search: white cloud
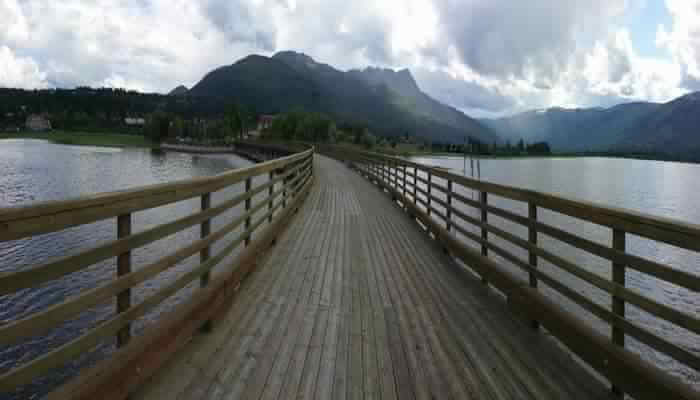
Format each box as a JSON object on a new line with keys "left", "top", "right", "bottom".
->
{"left": 0, "top": 45, "right": 47, "bottom": 89}
{"left": 0, "top": 0, "right": 695, "bottom": 117}
{"left": 657, "top": 0, "right": 700, "bottom": 90}
{"left": 582, "top": 29, "right": 684, "bottom": 103}
{"left": 432, "top": 0, "right": 626, "bottom": 82}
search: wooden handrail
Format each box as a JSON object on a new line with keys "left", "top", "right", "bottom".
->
{"left": 0, "top": 145, "right": 314, "bottom": 395}
{"left": 0, "top": 150, "right": 310, "bottom": 241}
{"left": 348, "top": 149, "right": 700, "bottom": 250}
{"left": 319, "top": 145, "right": 700, "bottom": 400}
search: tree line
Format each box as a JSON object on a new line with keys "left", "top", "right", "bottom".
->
{"left": 414, "top": 137, "right": 551, "bottom": 155}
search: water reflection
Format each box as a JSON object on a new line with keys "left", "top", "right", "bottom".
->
{"left": 412, "top": 155, "right": 700, "bottom": 386}
{"left": 0, "top": 139, "right": 252, "bottom": 399}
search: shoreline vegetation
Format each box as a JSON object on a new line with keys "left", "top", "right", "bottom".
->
{"left": 2, "top": 130, "right": 698, "bottom": 166}
{"left": 0, "top": 131, "right": 157, "bottom": 148}
{"left": 405, "top": 151, "right": 700, "bottom": 164}
{"left": 322, "top": 142, "right": 700, "bottom": 165}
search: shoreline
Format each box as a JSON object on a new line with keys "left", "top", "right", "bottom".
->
{"left": 160, "top": 143, "right": 266, "bottom": 164}
{"left": 159, "top": 143, "right": 237, "bottom": 154}
{"left": 407, "top": 152, "right": 700, "bottom": 165}
{"left": 0, "top": 131, "right": 156, "bottom": 148}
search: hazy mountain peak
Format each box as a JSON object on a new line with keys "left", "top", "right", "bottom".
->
{"left": 349, "top": 66, "right": 420, "bottom": 97}
{"left": 272, "top": 50, "right": 322, "bottom": 70}
{"left": 273, "top": 50, "right": 314, "bottom": 62}
{"left": 237, "top": 54, "right": 272, "bottom": 65}
{"left": 168, "top": 85, "right": 188, "bottom": 96}
{"left": 674, "top": 91, "right": 700, "bottom": 104}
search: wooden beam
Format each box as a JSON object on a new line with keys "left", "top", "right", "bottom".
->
{"left": 528, "top": 202, "right": 539, "bottom": 329}
{"left": 116, "top": 213, "right": 131, "bottom": 348}
{"left": 245, "top": 177, "right": 252, "bottom": 247}
{"left": 200, "top": 192, "right": 212, "bottom": 332}
{"left": 45, "top": 169, "right": 314, "bottom": 400}
{"left": 612, "top": 228, "right": 626, "bottom": 397}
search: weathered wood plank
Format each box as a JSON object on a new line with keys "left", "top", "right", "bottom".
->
{"left": 0, "top": 184, "right": 291, "bottom": 347}
{"left": 46, "top": 166, "right": 315, "bottom": 400}
{"left": 125, "top": 153, "right": 699, "bottom": 400}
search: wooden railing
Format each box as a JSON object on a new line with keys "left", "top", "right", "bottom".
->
{"left": 0, "top": 145, "right": 314, "bottom": 399}
{"left": 321, "top": 146, "right": 700, "bottom": 400}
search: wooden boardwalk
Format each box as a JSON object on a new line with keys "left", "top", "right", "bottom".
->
{"left": 134, "top": 155, "right": 612, "bottom": 400}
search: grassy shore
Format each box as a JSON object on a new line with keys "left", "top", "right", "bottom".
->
{"left": 0, "top": 131, "right": 156, "bottom": 148}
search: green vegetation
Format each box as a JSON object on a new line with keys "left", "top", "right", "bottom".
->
{"left": 263, "top": 111, "right": 336, "bottom": 142}
{"left": 0, "top": 131, "right": 156, "bottom": 147}
{"left": 224, "top": 103, "right": 253, "bottom": 141}
{"left": 260, "top": 111, "right": 383, "bottom": 149}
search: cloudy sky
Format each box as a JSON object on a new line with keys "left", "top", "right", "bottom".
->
{"left": 1, "top": 0, "right": 699, "bottom": 117}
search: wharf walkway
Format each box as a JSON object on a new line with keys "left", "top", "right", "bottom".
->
{"left": 134, "top": 155, "right": 611, "bottom": 400}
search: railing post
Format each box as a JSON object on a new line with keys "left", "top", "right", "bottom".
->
{"left": 391, "top": 159, "right": 397, "bottom": 201}
{"left": 446, "top": 180, "right": 453, "bottom": 232}
{"left": 402, "top": 164, "right": 407, "bottom": 203}
{"left": 528, "top": 202, "right": 539, "bottom": 329}
{"left": 245, "top": 177, "right": 252, "bottom": 247}
{"left": 413, "top": 167, "right": 418, "bottom": 207}
{"left": 116, "top": 213, "right": 132, "bottom": 347}
{"left": 612, "top": 228, "right": 626, "bottom": 397}
{"left": 384, "top": 160, "right": 388, "bottom": 189}
{"left": 427, "top": 171, "right": 432, "bottom": 216}
{"left": 200, "top": 193, "right": 212, "bottom": 332}
{"left": 268, "top": 171, "right": 274, "bottom": 223}
{"left": 373, "top": 161, "right": 378, "bottom": 183}
{"left": 282, "top": 166, "right": 288, "bottom": 209}
{"left": 480, "top": 191, "right": 488, "bottom": 284}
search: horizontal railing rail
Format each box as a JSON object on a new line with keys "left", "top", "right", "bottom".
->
{"left": 320, "top": 145, "right": 700, "bottom": 400}
{"left": 0, "top": 145, "right": 314, "bottom": 398}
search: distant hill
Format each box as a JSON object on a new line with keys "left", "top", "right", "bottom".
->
{"left": 347, "top": 66, "right": 490, "bottom": 140}
{"left": 480, "top": 102, "right": 662, "bottom": 152}
{"left": 188, "top": 51, "right": 498, "bottom": 144}
{"left": 614, "top": 92, "right": 700, "bottom": 155}
{"left": 189, "top": 55, "right": 320, "bottom": 112}
{"left": 168, "top": 85, "right": 188, "bottom": 96}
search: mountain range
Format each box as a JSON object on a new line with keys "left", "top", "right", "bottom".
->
{"left": 175, "top": 50, "right": 700, "bottom": 158}
{"left": 181, "top": 51, "right": 497, "bottom": 144}
{"left": 168, "top": 85, "right": 188, "bottom": 96}
{"left": 480, "top": 92, "right": 700, "bottom": 156}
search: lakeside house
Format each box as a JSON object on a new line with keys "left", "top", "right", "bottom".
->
{"left": 25, "top": 114, "right": 52, "bottom": 131}
{"left": 257, "top": 114, "right": 277, "bottom": 131}
{"left": 125, "top": 117, "right": 145, "bottom": 126}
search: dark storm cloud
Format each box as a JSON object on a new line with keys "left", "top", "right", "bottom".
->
{"left": 433, "top": 0, "right": 622, "bottom": 81}
{"left": 200, "top": 0, "right": 277, "bottom": 50}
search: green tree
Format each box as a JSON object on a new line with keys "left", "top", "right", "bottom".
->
{"left": 225, "top": 103, "right": 250, "bottom": 140}
{"left": 145, "top": 112, "right": 172, "bottom": 142}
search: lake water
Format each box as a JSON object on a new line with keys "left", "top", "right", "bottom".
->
{"left": 411, "top": 155, "right": 700, "bottom": 387}
{"left": 0, "top": 139, "right": 254, "bottom": 399}
{"left": 3, "top": 145, "right": 699, "bottom": 396}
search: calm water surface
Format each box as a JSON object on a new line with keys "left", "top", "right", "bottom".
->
{"left": 3, "top": 144, "right": 699, "bottom": 396}
{"left": 0, "top": 139, "right": 254, "bottom": 399}
{"left": 412, "top": 155, "right": 700, "bottom": 386}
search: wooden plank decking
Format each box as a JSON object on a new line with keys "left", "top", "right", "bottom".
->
{"left": 134, "top": 155, "right": 612, "bottom": 400}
